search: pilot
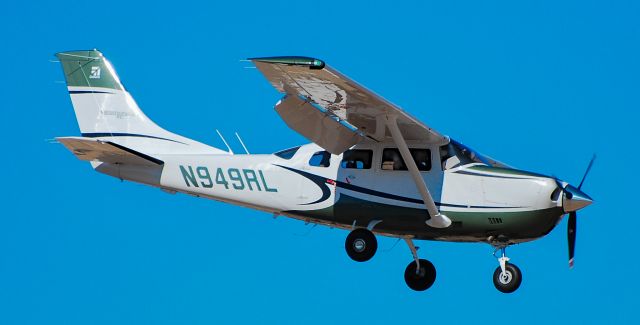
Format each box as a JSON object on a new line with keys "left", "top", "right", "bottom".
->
{"left": 440, "top": 144, "right": 460, "bottom": 170}
{"left": 392, "top": 152, "right": 404, "bottom": 170}
{"left": 319, "top": 153, "right": 331, "bottom": 167}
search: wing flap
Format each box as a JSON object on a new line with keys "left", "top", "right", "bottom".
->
{"left": 57, "top": 137, "right": 164, "bottom": 166}
{"left": 276, "top": 95, "right": 363, "bottom": 154}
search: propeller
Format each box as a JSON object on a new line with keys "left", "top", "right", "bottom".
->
{"left": 567, "top": 211, "right": 576, "bottom": 268}
{"left": 578, "top": 154, "right": 596, "bottom": 190}
{"left": 565, "top": 154, "right": 596, "bottom": 269}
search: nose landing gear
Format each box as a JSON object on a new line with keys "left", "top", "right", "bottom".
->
{"left": 492, "top": 246, "right": 522, "bottom": 293}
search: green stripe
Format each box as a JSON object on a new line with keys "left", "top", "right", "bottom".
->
{"left": 250, "top": 56, "right": 325, "bottom": 69}
{"left": 56, "top": 50, "right": 123, "bottom": 90}
{"left": 287, "top": 194, "right": 563, "bottom": 240}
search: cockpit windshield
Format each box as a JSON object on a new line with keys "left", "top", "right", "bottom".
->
{"left": 440, "top": 139, "right": 509, "bottom": 170}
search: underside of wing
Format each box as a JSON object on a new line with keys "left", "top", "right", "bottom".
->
{"left": 250, "top": 56, "right": 447, "bottom": 154}
{"left": 57, "top": 137, "right": 164, "bottom": 166}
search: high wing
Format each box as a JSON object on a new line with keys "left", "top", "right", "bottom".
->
{"left": 250, "top": 56, "right": 447, "bottom": 154}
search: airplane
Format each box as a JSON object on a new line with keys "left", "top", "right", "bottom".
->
{"left": 55, "top": 50, "right": 594, "bottom": 293}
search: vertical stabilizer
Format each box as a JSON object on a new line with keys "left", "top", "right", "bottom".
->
{"left": 56, "top": 50, "right": 225, "bottom": 155}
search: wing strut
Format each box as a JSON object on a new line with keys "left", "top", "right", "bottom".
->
{"left": 385, "top": 115, "right": 451, "bottom": 228}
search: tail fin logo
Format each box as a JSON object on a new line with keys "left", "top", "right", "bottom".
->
{"left": 89, "top": 66, "right": 101, "bottom": 79}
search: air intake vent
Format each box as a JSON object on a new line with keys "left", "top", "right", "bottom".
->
{"left": 488, "top": 218, "right": 503, "bottom": 225}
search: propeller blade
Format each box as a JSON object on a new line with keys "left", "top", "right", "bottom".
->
{"left": 578, "top": 154, "right": 596, "bottom": 190}
{"left": 568, "top": 211, "right": 577, "bottom": 268}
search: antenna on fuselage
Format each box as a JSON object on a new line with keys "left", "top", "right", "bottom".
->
{"left": 235, "top": 132, "right": 250, "bottom": 154}
{"left": 216, "top": 129, "right": 234, "bottom": 154}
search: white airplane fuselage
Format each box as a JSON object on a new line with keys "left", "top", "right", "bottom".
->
{"left": 98, "top": 140, "right": 565, "bottom": 244}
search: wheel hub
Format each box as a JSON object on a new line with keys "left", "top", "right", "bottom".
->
{"left": 353, "top": 239, "right": 366, "bottom": 252}
{"left": 499, "top": 271, "right": 512, "bottom": 285}
{"left": 404, "top": 259, "right": 436, "bottom": 291}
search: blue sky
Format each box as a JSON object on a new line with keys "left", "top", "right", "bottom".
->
{"left": 1, "top": 0, "right": 638, "bottom": 323}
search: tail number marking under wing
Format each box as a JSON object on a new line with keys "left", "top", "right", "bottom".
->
{"left": 179, "top": 165, "right": 277, "bottom": 192}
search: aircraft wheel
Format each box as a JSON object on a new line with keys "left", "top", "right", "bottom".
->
{"left": 492, "top": 263, "right": 522, "bottom": 293}
{"left": 345, "top": 229, "right": 377, "bottom": 262}
{"left": 404, "top": 259, "right": 436, "bottom": 291}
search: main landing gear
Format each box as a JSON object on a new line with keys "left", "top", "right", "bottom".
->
{"left": 403, "top": 238, "right": 436, "bottom": 291}
{"left": 344, "top": 229, "right": 436, "bottom": 291}
{"left": 492, "top": 246, "right": 522, "bottom": 293}
{"left": 345, "top": 228, "right": 378, "bottom": 262}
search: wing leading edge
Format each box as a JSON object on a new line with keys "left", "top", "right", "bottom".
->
{"left": 250, "top": 56, "right": 447, "bottom": 154}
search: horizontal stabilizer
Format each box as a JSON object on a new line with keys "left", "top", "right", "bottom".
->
{"left": 57, "top": 137, "right": 164, "bottom": 166}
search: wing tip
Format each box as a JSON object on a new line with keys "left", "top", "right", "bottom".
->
{"left": 248, "top": 56, "right": 325, "bottom": 69}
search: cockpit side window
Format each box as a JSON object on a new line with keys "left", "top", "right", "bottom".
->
{"left": 341, "top": 150, "right": 373, "bottom": 169}
{"left": 412, "top": 149, "right": 432, "bottom": 171}
{"left": 274, "top": 146, "right": 300, "bottom": 160}
{"left": 309, "top": 151, "right": 331, "bottom": 167}
{"left": 381, "top": 148, "right": 431, "bottom": 171}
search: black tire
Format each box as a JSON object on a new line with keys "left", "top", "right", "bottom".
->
{"left": 345, "top": 229, "right": 377, "bottom": 262}
{"left": 492, "top": 263, "right": 522, "bottom": 293}
{"left": 404, "top": 259, "right": 436, "bottom": 291}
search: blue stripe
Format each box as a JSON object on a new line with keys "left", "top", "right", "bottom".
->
{"left": 274, "top": 165, "right": 332, "bottom": 205}
{"left": 104, "top": 141, "right": 164, "bottom": 165}
{"left": 275, "top": 165, "right": 516, "bottom": 209}
{"left": 334, "top": 179, "right": 512, "bottom": 209}
{"left": 454, "top": 170, "right": 527, "bottom": 180}
{"left": 81, "top": 133, "right": 186, "bottom": 145}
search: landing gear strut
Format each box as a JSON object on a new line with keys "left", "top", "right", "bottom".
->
{"left": 345, "top": 228, "right": 377, "bottom": 262}
{"left": 403, "top": 238, "right": 436, "bottom": 291}
{"left": 492, "top": 246, "right": 522, "bottom": 293}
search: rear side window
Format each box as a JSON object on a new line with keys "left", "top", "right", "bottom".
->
{"left": 309, "top": 151, "right": 331, "bottom": 167}
{"left": 381, "top": 148, "right": 431, "bottom": 171}
{"left": 274, "top": 146, "right": 300, "bottom": 160}
{"left": 341, "top": 150, "right": 373, "bottom": 169}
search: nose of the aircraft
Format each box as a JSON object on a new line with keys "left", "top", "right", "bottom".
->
{"left": 562, "top": 184, "right": 593, "bottom": 212}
